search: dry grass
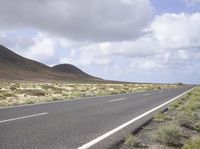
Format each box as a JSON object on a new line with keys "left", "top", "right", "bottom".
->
{"left": 153, "top": 123, "right": 182, "bottom": 146}
{"left": 124, "top": 135, "right": 140, "bottom": 147}
{"left": 0, "top": 82, "right": 179, "bottom": 106}
{"left": 120, "top": 87, "right": 200, "bottom": 149}
{"left": 182, "top": 136, "right": 200, "bottom": 149}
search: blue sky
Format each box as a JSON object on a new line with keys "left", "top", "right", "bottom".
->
{"left": 151, "top": 0, "right": 200, "bottom": 14}
{"left": 0, "top": 0, "right": 200, "bottom": 84}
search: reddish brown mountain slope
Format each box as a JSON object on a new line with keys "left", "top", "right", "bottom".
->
{"left": 0, "top": 45, "right": 101, "bottom": 81}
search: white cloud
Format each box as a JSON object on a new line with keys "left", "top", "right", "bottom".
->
{"left": 0, "top": 29, "right": 36, "bottom": 51}
{"left": 150, "top": 13, "right": 200, "bottom": 49}
{"left": 0, "top": 0, "right": 153, "bottom": 42}
{"left": 1, "top": 1, "right": 200, "bottom": 83}
{"left": 24, "top": 34, "right": 56, "bottom": 61}
{"left": 59, "top": 12, "right": 200, "bottom": 77}
{"left": 7, "top": 1, "right": 198, "bottom": 71}
{"left": 129, "top": 58, "right": 163, "bottom": 70}
{"left": 60, "top": 46, "right": 111, "bottom": 66}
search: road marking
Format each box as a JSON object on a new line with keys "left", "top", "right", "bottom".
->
{"left": 78, "top": 87, "right": 195, "bottom": 149}
{"left": 0, "top": 112, "right": 48, "bottom": 124}
{"left": 109, "top": 98, "right": 126, "bottom": 102}
{"left": 143, "top": 93, "right": 151, "bottom": 96}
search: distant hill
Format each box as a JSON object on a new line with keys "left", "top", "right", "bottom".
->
{"left": 0, "top": 45, "right": 102, "bottom": 82}
{"left": 52, "top": 64, "right": 94, "bottom": 78}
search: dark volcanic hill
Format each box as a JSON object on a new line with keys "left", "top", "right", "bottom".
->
{"left": 52, "top": 64, "right": 94, "bottom": 78}
{"left": 0, "top": 45, "right": 101, "bottom": 81}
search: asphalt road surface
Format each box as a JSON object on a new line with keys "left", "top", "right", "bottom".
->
{"left": 0, "top": 85, "right": 195, "bottom": 149}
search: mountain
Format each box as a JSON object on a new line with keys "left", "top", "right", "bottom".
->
{"left": 52, "top": 64, "right": 94, "bottom": 78}
{"left": 0, "top": 45, "right": 101, "bottom": 82}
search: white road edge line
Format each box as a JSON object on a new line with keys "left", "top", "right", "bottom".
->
{"left": 109, "top": 98, "right": 126, "bottom": 102}
{"left": 0, "top": 112, "right": 48, "bottom": 124}
{"left": 78, "top": 87, "right": 196, "bottom": 149}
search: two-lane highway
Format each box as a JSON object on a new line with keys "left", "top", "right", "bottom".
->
{"left": 0, "top": 86, "right": 195, "bottom": 149}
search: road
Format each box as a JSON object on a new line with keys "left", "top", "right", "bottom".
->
{"left": 0, "top": 86, "right": 194, "bottom": 149}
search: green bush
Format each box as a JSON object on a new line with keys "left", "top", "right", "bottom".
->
{"left": 10, "top": 86, "right": 17, "bottom": 91}
{"left": 153, "top": 123, "right": 182, "bottom": 146}
{"left": 185, "top": 101, "right": 200, "bottom": 112}
{"left": 124, "top": 135, "right": 140, "bottom": 147}
{"left": 53, "top": 88, "right": 63, "bottom": 94}
{"left": 26, "top": 100, "right": 35, "bottom": 104}
{"left": 170, "top": 100, "right": 183, "bottom": 109}
{"left": 154, "top": 112, "right": 172, "bottom": 122}
{"left": 0, "top": 93, "right": 5, "bottom": 100}
{"left": 53, "top": 97, "right": 60, "bottom": 101}
{"left": 177, "top": 112, "right": 196, "bottom": 130}
{"left": 194, "top": 122, "right": 200, "bottom": 132}
{"left": 3, "top": 92, "right": 14, "bottom": 97}
{"left": 41, "top": 85, "right": 51, "bottom": 90}
{"left": 182, "top": 137, "right": 200, "bottom": 149}
{"left": 19, "top": 89, "right": 46, "bottom": 96}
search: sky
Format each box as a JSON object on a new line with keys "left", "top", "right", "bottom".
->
{"left": 0, "top": 0, "right": 200, "bottom": 84}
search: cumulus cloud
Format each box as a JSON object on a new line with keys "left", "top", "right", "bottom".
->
{"left": 59, "top": 45, "right": 112, "bottom": 66}
{"left": 0, "top": 29, "right": 36, "bottom": 52}
{"left": 0, "top": 29, "right": 61, "bottom": 65}
{"left": 0, "top": 0, "right": 153, "bottom": 42}
{"left": 0, "top": 0, "right": 200, "bottom": 83}
{"left": 60, "top": 12, "right": 200, "bottom": 76}
{"left": 150, "top": 13, "right": 200, "bottom": 49}
{"left": 24, "top": 33, "right": 56, "bottom": 62}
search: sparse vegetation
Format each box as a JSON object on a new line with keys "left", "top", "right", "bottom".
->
{"left": 153, "top": 123, "right": 182, "bottom": 146}
{"left": 18, "top": 89, "right": 46, "bottom": 96}
{"left": 182, "top": 136, "right": 200, "bottom": 149}
{"left": 124, "top": 135, "right": 140, "bottom": 147}
{"left": 194, "top": 122, "right": 200, "bottom": 132}
{"left": 120, "top": 87, "right": 200, "bottom": 149}
{"left": 153, "top": 111, "right": 172, "bottom": 122}
{"left": 0, "top": 82, "right": 179, "bottom": 107}
{"left": 170, "top": 99, "right": 183, "bottom": 109}
{"left": 177, "top": 112, "right": 197, "bottom": 130}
